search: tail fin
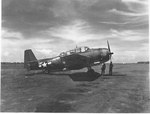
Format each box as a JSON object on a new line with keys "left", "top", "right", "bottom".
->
{"left": 24, "top": 49, "right": 37, "bottom": 68}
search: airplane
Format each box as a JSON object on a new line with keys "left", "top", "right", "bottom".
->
{"left": 24, "top": 41, "right": 113, "bottom": 73}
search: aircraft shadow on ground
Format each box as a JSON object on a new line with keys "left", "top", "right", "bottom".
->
{"left": 68, "top": 71, "right": 101, "bottom": 81}
{"left": 25, "top": 71, "right": 126, "bottom": 81}
{"left": 49, "top": 71, "right": 101, "bottom": 81}
{"left": 25, "top": 70, "right": 101, "bottom": 81}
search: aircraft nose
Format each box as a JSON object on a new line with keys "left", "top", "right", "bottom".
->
{"left": 99, "top": 48, "right": 113, "bottom": 61}
{"left": 101, "top": 49, "right": 109, "bottom": 56}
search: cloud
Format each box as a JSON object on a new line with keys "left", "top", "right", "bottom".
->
{"left": 49, "top": 0, "right": 77, "bottom": 18}
{"left": 1, "top": 32, "right": 76, "bottom": 61}
{"left": 46, "top": 20, "right": 110, "bottom": 43}
{"left": 107, "top": 0, "right": 148, "bottom": 28}
{"left": 3, "top": 51, "right": 10, "bottom": 57}
{"left": 113, "top": 50, "right": 139, "bottom": 63}
{"left": 36, "top": 49, "right": 52, "bottom": 56}
{"left": 109, "top": 8, "right": 147, "bottom": 17}
{"left": 99, "top": 21, "right": 129, "bottom": 25}
{"left": 110, "top": 29, "right": 148, "bottom": 41}
{"left": 2, "top": 29, "right": 23, "bottom": 40}
{"left": 122, "top": 0, "right": 147, "bottom": 4}
{"left": 121, "top": 0, "right": 148, "bottom": 13}
{"left": 2, "top": 0, "right": 61, "bottom": 37}
{"left": 98, "top": 0, "right": 148, "bottom": 31}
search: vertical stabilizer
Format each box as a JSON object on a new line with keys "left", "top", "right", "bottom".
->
{"left": 24, "top": 49, "right": 37, "bottom": 68}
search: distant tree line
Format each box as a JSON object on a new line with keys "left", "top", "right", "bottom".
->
{"left": 137, "top": 61, "right": 149, "bottom": 64}
{"left": 1, "top": 62, "right": 24, "bottom": 64}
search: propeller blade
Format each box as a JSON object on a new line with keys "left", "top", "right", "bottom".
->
{"left": 110, "top": 54, "right": 112, "bottom": 61}
{"left": 107, "top": 40, "right": 111, "bottom": 52}
{"left": 109, "top": 54, "right": 112, "bottom": 61}
{"left": 107, "top": 40, "right": 113, "bottom": 60}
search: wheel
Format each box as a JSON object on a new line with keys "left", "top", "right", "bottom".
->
{"left": 42, "top": 69, "right": 50, "bottom": 74}
{"left": 87, "top": 69, "right": 94, "bottom": 73}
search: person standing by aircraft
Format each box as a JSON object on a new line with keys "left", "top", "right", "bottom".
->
{"left": 109, "top": 61, "right": 113, "bottom": 75}
{"left": 101, "top": 63, "right": 106, "bottom": 75}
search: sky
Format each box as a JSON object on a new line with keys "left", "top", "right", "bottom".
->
{"left": 1, "top": 0, "right": 149, "bottom": 63}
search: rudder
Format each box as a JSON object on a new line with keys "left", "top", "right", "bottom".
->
{"left": 24, "top": 49, "right": 37, "bottom": 68}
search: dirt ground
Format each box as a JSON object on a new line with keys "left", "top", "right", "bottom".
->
{"left": 1, "top": 63, "right": 150, "bottom": 112}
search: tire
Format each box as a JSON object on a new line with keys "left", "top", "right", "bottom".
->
{"left": 87, "top": 69, "right": 94, "bottom": 73}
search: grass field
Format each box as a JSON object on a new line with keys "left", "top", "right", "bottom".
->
{"left": 1, "top": 63, "right": 150, "bottom": 112}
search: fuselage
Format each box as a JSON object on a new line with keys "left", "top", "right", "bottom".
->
{"left": 27, "top": 47, "right": 111, "bottom": 71}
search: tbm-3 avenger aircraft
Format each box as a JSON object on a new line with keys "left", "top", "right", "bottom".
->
{"left": 24, "top": 41, "right": 113, "bottom": 73}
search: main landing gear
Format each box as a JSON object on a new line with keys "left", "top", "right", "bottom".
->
{"left": 87, "top": 66, "right": 95, "bottom": 73}
{"left": 42, "top": 67, "right": 51, "bottom": 74}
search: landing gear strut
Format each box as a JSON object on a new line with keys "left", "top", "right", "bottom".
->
{"left": 87, "top": 66, "right": 94, "bottom": 73}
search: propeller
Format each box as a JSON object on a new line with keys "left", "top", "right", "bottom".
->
{"left": 107, "top": 40, "right": 111, "bottom": 52}
{"left": 107, "top": 40, "right": 113, "bottom": 61}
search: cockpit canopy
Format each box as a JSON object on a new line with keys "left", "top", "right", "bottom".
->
{"left": 60, "top": 46, "right": 89, "bottom": 57}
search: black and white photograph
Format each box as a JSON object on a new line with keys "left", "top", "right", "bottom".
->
{"left": 1, "top": 0, "right": 149, "bottom": 112}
